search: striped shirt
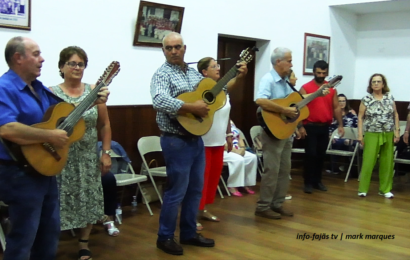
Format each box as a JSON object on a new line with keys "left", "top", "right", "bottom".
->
{"left": 150, "top": 61, "right": 203, "bottom": 134}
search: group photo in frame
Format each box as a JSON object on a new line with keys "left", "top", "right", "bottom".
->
{"left": 303, "top": 33, "right": 330, "bottom": 75}
{"left": 0, "top": 0, "right": 31, "bottom": 31}
{"left": 133, "top": 1, "right": 184, "bottom": 47}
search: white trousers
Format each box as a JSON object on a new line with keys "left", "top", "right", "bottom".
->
{"left": 223, "top": 151, "right": 257, "bottom": 187}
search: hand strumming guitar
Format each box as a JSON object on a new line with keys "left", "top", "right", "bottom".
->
{"left": 191, "top": 100, "right": 210, "bottom": 117}
{"left": 282, "top": 107, "right": 298, "bottom": 118}
{"left": 47, "top": 129, "right": 69, "bottom": 149}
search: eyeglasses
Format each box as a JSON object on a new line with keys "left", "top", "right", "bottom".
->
{"left": 209, "top": 64, "right": 220, "bottom": 70}
{"left": 164, "top": 45, "right": 182, "bottom": 51}
{"left": 371, "top": 80, "right": 382, "bottom": 85}
{"left": 338, "top": 100, "right": 346, "bottom": 103}
{"left": 66, "top": 61, "right": 85, "bottom": 69}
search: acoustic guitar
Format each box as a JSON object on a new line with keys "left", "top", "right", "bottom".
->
{"left": 176, "top": 48, "right": 255, "bottom": 136}
{"left": 257, "top": 75, "right": 343, "bottom": 139}
{"left": 12, "top": 61, "right": 120, "bottom": 176}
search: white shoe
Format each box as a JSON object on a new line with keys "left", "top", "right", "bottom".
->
{"left": 358, "top": 192, "right": 367, "bottom": 197}
{"left": 379, "top": 192, "right": 394, "bottom": 198}
{"left": 285, "top": 194, "right": 292, "bottom": 200}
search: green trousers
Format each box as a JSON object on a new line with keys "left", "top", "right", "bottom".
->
{"left": 358, "top": 131, "right": 394, "bottom": 194}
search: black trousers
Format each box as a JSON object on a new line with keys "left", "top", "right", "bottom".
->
{"left": 101, "top": 171, "right": 117, "bottom": 216}
{"left": 303, "top": 124, "right": 330, "bottom": 185}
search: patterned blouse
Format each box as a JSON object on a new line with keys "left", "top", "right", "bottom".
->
{"left": 362, "top": 93, "right": 395, "bottom": 132}
{"left": 329, "top": 111, "right": 358, "bottom": 134}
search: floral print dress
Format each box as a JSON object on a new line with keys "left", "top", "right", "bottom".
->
{"left": 51, "top": 83, "right": 104, "bottom": 230}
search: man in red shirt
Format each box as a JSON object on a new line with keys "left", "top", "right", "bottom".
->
{"left": 299, "top": 60, "right": 344, "bottom": 193}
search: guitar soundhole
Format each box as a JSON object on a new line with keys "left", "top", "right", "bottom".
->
{"left": 203, "top": 91, "right": 215, "bottom": 104}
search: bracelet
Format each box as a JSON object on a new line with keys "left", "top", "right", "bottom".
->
{"left": 226, "top": 133, "right": 233, "bottom": 137}
{"left": 405, "top": 131, "right": 409, "bottom": 133}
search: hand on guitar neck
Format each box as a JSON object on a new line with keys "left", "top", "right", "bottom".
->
{"left": 178, "top": 100, "right": 210, "bottom": 118}
{"left": 94, "top": 86, "right": 110, "bottom": 105}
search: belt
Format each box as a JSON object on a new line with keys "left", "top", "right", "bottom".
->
{"left": 0, "top": 159, "right": 19, "bottom": 166}
{"left": 305, "top": 122, "right": 329, "bottom": 127}
{"left": 161, "top": 132, "right": 199, "bottom": 140}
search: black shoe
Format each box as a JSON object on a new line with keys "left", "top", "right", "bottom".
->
{"left": 313, "top": 182, "right": 327, "bottom": 191}
{"left": 180, "top": 233, "right": 215, "bottom": 247}
{"left": 157, "top": 238, "right": 183, "bottom": 255}
{"left": 304, "top": 184, "right": 313, "bottom": 194}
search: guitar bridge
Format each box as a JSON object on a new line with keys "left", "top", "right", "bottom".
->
{"left": 42, "top": 143, "right": 62, "bottom": 161}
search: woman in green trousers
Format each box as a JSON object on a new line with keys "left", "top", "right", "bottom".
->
{"left": 357, "top": 73, "right": 400, "bottom": 198}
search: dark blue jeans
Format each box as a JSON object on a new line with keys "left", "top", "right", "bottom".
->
{"left": 101, "top": 171, "right": 117, "bottom": 216}
{"left": 0, "top": 165, "right": 60, "bottom": 260}
{"left": 157, "top": 134, "right": 205, "bottom": 241}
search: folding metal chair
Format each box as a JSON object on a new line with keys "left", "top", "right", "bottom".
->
{"left": 326, "top": 127, "right": 360, "bottom": 182}
{"left": 137, "top": 136, "right": 167, "bottom": 204}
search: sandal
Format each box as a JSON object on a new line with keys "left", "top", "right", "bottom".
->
{"left": 201, "top": 210, "right": 220, "bottom": 222}
{"left": 78, "top": 239, "right": 92, "bottom": 260}
{"left": 97, "top": 215, "right": 109, "bottom": 224}
{"left": 103, "top": 221, "right": 120, "bottom": 237}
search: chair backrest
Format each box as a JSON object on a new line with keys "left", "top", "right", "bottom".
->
{"left": 110, "top": 150, "right": 132, "bottom": 175}
{"left": 330, "top": 127, "right": 358, "bottom": 140}
{"left": 137, "top": 136, "right": 162, "bottom": 156}
{"left": 237, "top": 128, "right": 250, "bottom": 148}
{"left": 327, "top": 127, "right": 358, "bottom": 150}
{"left": 250, "top": 125, "right": 263, "bottom": 150}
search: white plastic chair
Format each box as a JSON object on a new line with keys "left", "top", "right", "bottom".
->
{"left": 326, "top": 127, "right": 360, "bottom": 182}
{"left": 137, "top": 136, "right": 167, "bottom": 204}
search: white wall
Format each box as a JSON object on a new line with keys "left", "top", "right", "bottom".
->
{"left": 354, "top": 11, "right": 410, "bottom": 101}
{"left": 0, "top": 0, "right": 388, "bottom": 105}
{"left": 329, "top": 7, "right": 358, "bottom": 98}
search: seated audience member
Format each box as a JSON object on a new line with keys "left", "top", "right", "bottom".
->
{"left": 101, "top": 172, "right": 120, "bottom": 236}
{"left": 224, "top": 120, "right": 257, "bottom": 196}
{"left": 327, "top": 94, "right": 358, "bottom": 174}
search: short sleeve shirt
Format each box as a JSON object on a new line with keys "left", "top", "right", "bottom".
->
{"left": 0, "top": 70, "right": 60, "bottom": 159}
{"left": 255, "top": 69, "right": 292, "bottom": 100}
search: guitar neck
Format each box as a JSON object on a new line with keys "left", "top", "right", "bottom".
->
{"left": 210, "top": 65, "right": 238, "bottom": 96}
{"left": 296, "top": 88, "right": 324, "bottom": 109}
{"left": 58, "top": 82, "right": 106, "bottom": 131}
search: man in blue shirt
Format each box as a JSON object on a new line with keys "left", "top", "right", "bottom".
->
{"left": 254, "top": 47, "right": 297, "bottom": 220}
{"left": 0, "top": 36, "right": 109, "bottom": 260}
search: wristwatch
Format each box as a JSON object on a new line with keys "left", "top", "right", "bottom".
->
{"left": 102, "top": 149, "right": 112, "bottom": 156}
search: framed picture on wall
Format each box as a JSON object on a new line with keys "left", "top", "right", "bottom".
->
{"left": 0, "top": 0, "right": 31, "bottom": 31}
{"left": 133, "top": 1, "right": 184, "bottom": 47}
{"left": 303, "top": 33, "right": 330, "bottom": 75}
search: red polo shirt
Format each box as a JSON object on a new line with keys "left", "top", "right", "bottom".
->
{"left": 302, "top": 79, "right": 335, "bottom": 125}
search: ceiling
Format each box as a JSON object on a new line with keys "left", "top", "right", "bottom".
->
{"left": 331, "top": 0, "right": 410, "bottom": 15}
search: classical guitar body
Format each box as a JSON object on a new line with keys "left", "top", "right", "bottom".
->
{"left": 19, "top": 102, "right": 86, "bottom": 176}
{"left": 258, "top": 92, "right": 309, "bottom": 139}
{"left": 177, "top": 77, "right": 226, "bottom": 136}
